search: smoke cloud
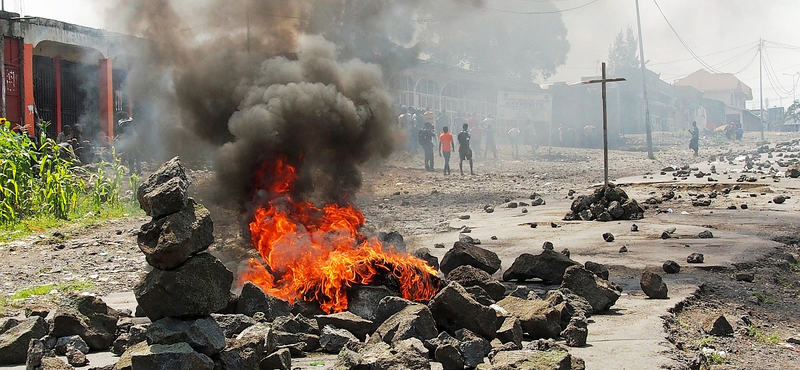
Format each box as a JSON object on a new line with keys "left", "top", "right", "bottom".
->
{"left": 102, "top": 0, "right": 429, "bottom": 205}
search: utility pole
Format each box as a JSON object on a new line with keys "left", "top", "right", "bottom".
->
{"left": 583, "top": 63, "right": 626, "bottom": 187}
{"left": 246, "top": 5, "right": 251, "bottom": 55}
{"left": 759, "top": 38, "right": 764, "bottom": 140}
{"left": 635, "top": 0, "right": 654, "bottom": 159}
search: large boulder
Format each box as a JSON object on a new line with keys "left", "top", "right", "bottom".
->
{"left": 495, "top": 317, "right": 523, "bottom": 349}
{"left": 428, "top": 282, "right": 497, "bottom": 339}
{"left": 137, "top": 199, "right": 214, "bottom": 270}
{"left": 495, "top": 296, "right": 563, "bottom": 340}
{"left": 215, "top": 323, "right": 275, "bottom": 370}
{"left": 130, "top": 342, "right": 214, "bottom": 370}
{"left": 146, "top": 316, "right": 226, "bottom": 356}
{"left": 480, "top": 349, "right": 573, "bottom": 370}
{"left": 336, "top": 340, "right": 431, "bottom": 370}
{"left": 640, "top": 271, "right": 668, "bottom": 299}
{"left": 0, "top": 316, "right": 48, "bottom": 364}
{"left": 440, "top": 242, "right": 502, "bottom": 275}
{"left": 544, "top": 289, "right": 593, "bottom": 328}
{"left": 272, "top": 314, "right": 319, "bottom": 335}
{"left": 502, "top": 250, "right": 581, "bottom": 284}
{"left": 320, "top": 325, "right": 359, "bottom": 353}
{"left": 210, "top": 314, "right": 257, "bottom": 338}
{"left": 561, "top": 266, "right": 621, "bottom": 313}
{"left": 135, "top": 253, "right": 233, "bottom": 321}
{"left": 50, "top": 295, "right": 119, "bottom": 351}
{"left": 447, "top": 265, "right": 506, "bottom": 301}
{"left": 260, "top": 348, "right": 291, "bottom": 370}
{"left": 235, "top": 282, "right": 292, "bottom": 321}
{"left": 412, "top": 247, "right": 440, "bottom": 271}
{"left": 137, "top": 157, "right": 190, "bottom": 218}
{"left": 373, "top": 296, "right": 416, "bottom": 326}
{"left": 347, "top": 286, "right": 397, "bottom": 321}
{"left": 370, "top": 304, "right": 438, "bottom": 345}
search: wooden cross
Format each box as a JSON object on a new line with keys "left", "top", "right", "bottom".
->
{"left": 582, "top": 62, "right": 626, "bottom": 187}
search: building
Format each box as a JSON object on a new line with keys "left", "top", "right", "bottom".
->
{"left": 0, "top": 11, "right": 139, "bottom": 141}
{"left": 673, "top": 69, "right": 755, "bottom": 130}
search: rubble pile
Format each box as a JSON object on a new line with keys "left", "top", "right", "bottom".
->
{"left": 563, "top": 184, "right": 644, "bottom": 222}
{"left": 0, "top": 158, "right": 641, "bottom": 369}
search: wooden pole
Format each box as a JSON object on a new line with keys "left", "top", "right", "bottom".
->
{"left": 602, "top": 63, "right": 609, "bottom": 187}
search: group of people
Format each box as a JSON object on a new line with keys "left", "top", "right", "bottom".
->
{"left": 400, "top": 106, "right": 537, "bottom": 174}
{"left": 723, "top": 121, "right": 744, "bottom": 142}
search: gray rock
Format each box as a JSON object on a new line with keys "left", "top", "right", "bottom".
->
{"left": 347, "top": 286, "right": 397, "bottom": 321}
{"left": 216, "top": 323, "right": 275, "bottom": 370}
{"left": 373, "top": 296, "right": 415, "bottom": 326}
{"left": 495, "top": 296, "right": 562, "bottom": 340}
{"left": 561, "top": 248, "right": 571, "bottom": 258}
{"left": 272, "top": 331, "right": 319, "bottom": 353}
{"left": 66, "top": 348, "right": 89, "bottom": 367}
{"left": 608, "top": 201, "right": 624, "bottom": 218}
{"left": 272, "top": 314, "right": 318, "bottom": 335}
{"left": 435, "top": 343, "right": 464, "bottom": 370}
{"left": 447, "top": 265, "right": 506, "bottom": 301}
{"left": 320, "top": 325, "right": 359, "bottom": 353}
{"left": 661, "top": 231, "right": 672, "bottom": 239}
{"left": 211, "top": 314, "right": 257, "bottom": 338}
{"left": 135, "top": 253, "right": 233, "bottom": 321}
{"left": 508, "top": 286, "right": 539, "bottom": 300}
{"left": 336, "top": 341, "right": 431, "bottom": 370}
{"left": 602, "top": 232, "right": 615, "bottom": 242}
{"left": 687, "top": 253, "right": 705, "bottom": 264}
{"left": 0, "top": 317, "right": 48, "bottom": 364}
{"left": 465, "top": 286, "right": 496, "bottom": 306}
{"left": 54, "top": 335, "right": 90, "bottom": 355}
{"left": 25, "top": 339, "right": 44, "bottom": 370}
{"left": 584, "top": 261, "right": 609, "bottom": 280}
{"left": 502, "top": 250, "right": 581, "bottom": 284}
{"left": 136, "top": 157, "right": 190, "bottom": 218}
{"left": 456, "top": 329, "right": 489, "bottom": 368}
{"left": 315, "top": 312, "right": 373, "bottom": 341}
{"left": 640, "top": 271, "right": 668, "bottom": 299}
{"left": 703, "top": 315, "right": 734, "bottom": 337}
{"left": 560, "top": 265, "right": 621, "bottom": 314}
{"left": 370, "top": 304, "right": 438, "bottom": 345}
{"left": 630, "top": 224, "right": 639, "bottom": 232}
{"left": 259, "top": 348, "right": 291, "bottom": 370}
{"left": 544, "top": 289, "right": 593, "bottom": 328}
{"left": 130, "top": 342, "right": 214, "bottom": 370}
{"left": 496, "top": 317, "right": 523, "bottom": 349}
{"left": 773, "top": 195, "right": 786, "bottom": 204}
{"left": 428, "top": 282, "right": 497, "bottom": 339}
{"left": 50, "top": 295, "right": 119, "bottom": 351}
{"left": 291, "top": 300, "right": 325, "bottom": 318}
{"left": 379, "top": 231, "right": 407, "bottom": 253}
{"left": 412, "top": 247, "right": 440, "bottom": 271}
{"left": 596, "top": 211, "right": 613, "bottom": 222}
{"left": 458, "top": 233, "right": 475, "bottom": 244}
{"left": 542, "top": 241, "right": 554, "bottom": 251}
{"left": 561, "top": 317, "right": 588, "bottom": 347}
{"left": 698, "top": 230, "right": 714, "bottom": 239}
{"left": 441, "top": 241, "right": 501, "bottom": 275}
{"left": 235, "top": 282, "right": 292, "bottom": 321}
{"left": 662, "top": 260, "right": 681, "bottom": 274}
{"left": 485, "top": 349, "right": 572, "bottom": 369}
{"left": 137, "top": 198, "right": 214, "bottom": 270}
{"left": 619, "top": 246, "right": 628, "bottom": 253}
{"left": 146, "top": 316, "right": 226, "bottom": 356}
{"left": 0, "top": 318, "right": 22, "bottom": 336}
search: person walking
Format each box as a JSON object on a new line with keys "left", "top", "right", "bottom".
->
{"left": 458, "top": 123, "right": 474, "bottom": 175}
{"left": 439, "top": 126, "right": 455, "bottom": 175}
{"left": 484, "top": 122, "right": 497, "bottom": 159}
{"left": 419, "top": 122, "right": 436, "bottom": 171}
{"left": 688, "top": 121, "right": 699, "bottom": 157}
{"left": 508, "top": 127, "right": 521, "bottom": 157}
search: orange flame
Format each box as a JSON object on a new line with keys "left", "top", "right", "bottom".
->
{"left": 240, "top": 159, "right": 440, "bottom": 313}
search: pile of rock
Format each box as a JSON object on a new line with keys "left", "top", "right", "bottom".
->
{"left": 563, "top": 184, "right": 644, "bottom": 222}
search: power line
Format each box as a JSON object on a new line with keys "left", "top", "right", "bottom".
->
{"left": 449, "top": 0, "right": 602, "bottom": 14}
{"left": 648, "top": 42, "right": 754, "bottom": 66}
{"left": 652, "top": 0, "right": 722, "bottom": 73}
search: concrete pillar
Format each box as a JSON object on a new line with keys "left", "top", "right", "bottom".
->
{"left": 23, "top": 43, "right": 33, "bottom": 137}
{"left": 54, "top": 55, "right": 61, "bottom": 134}
{"left": 98, "top": 58, "right": 113, "bottom": 144}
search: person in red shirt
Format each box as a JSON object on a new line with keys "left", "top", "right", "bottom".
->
{"left": 438, "top": 126, "right": 455, "bottom": 175}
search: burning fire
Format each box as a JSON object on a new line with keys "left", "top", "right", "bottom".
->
{"left": 241, "top": 159, "right": 441, "bottom": 313}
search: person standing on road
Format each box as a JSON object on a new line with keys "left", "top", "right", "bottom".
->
{"left": 439, "top": 126, "right": 455, "bottom": 175}
{"left": 419, "top": 122, "right": 436, "bottom": 171}
{"left": 508, "top": 126, "right": 521, "bottom": 158}
{"left": 688, "top": 121, "right": 699, "bottom": 157}
{"left": 484, "top": 122, "right": 497, "bottom": 159}
{"left": 457, "top": 123, "right": 474, "bottom": 175}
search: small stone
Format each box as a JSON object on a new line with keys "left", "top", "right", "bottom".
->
{"left": 773, "top": 195, "right": 786, "bottom": 204}
{"left": 434, "top": 243, "right": 445, "bottom": 249}
{"left": 660, "top": 231, "right": 672, "bottom": 239}
{"left": 640, "top": 271, "right": 668, "bottom": 299}
{"left": 521, "top": 208, "right": 528, "bottom": 214}
{"left": 530, "top": 223, "right": 537, "bottom": 228}
{"left": 550, "top": 222, "right": 559, "bottom": 228}
{"left": 542, "top": 241, "right": 554, "bottom": 251}
{"left": 630, "top": 224, "right": 639, "bottom": 232}
{"left": 727, "top": 205, "right": 737, "bottom": 210}
{"left": 662, "top": 260, "right": 681, "bottom": 274}
{"left": 561, "top": 249, "right": 570, "bottom": 258}
{"left": 697, "top": 230, "right": 713, "bottom": 239}
{"left": 485, "top": 207, "right": 494, "bottom": 214}
{"left": 687, "top": 253, "right": 704, "bottom": 264}
{"left": 490, "top": 236, "right": 498, "bottom": 240}
{"left": 602, "top": 232, "right": 615, "bottom": 242}
{"left": 507, "top": 202, "right": 518, "bottom": 209}
{"left": 740, "top": 204, "right": 748, "bottom": 209}
{"left": 618, "top": 246, "right": 628, "bottom": 253}
{"left": 703, "top": 315, "right": 734, "bottom": 336}
{"left": 459, "top": 215, "right": 471, "bottom": 220}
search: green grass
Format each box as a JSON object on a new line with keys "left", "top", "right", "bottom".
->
{"left": 751, "top": 291, "right": 777, "bottom": 304}
{"left": 747, "top": 326, "right": 781, "bottom": 344}
{"left": 0, "top": 280, "right": 96, "bottom": 312}
{"left": 695, "top": 336, "right": 714, "bottom": 346}
{"left": 708, "top": 352, "right": 725, "bottom": 365}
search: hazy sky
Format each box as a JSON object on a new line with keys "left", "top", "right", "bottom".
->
{"left": 8, "top": 0, "right": 800, "bottom": 110}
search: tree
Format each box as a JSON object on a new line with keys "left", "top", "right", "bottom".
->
{"left": 608, "top": 26, "right": 639, "bottom": 73}
{"left": 787, "top": 100, "right": 800, "bottom": 124}
{"left": 419, "top": 0, "right": 570, "bottom": 82}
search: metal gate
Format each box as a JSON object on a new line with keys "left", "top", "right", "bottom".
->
{"left": 61, "top": 60, "right": 99, "bottom": 138}
{"left": 33, "top": 55, "right": 56, "bottom": 138}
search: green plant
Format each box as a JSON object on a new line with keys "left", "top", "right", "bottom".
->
{"left": 695, "top": 337, "right": 713, "bottom": 346}
{"left": 747, "top": 326, "right": 781, "bottom": 344}
{"left": 310, "top": 360, "right": 325, "bottom": 366}
{"left": 707, "top": 352, "right": 725, "bottom": 364}
{"left": 7, "top": 280, "right": 95, "bottom": 301}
